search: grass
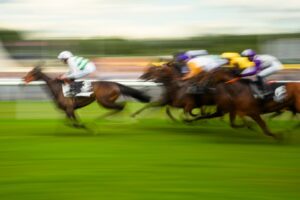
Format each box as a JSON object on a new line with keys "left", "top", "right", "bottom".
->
{"left": 0, "top": 101, "right": 299, "bottom": 200}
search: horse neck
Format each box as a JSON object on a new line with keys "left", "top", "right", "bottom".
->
{"left": 161, "top": 74, "right": 179, "bottom": 90}
{"left": 214, "top": 71, "right": 235, "bottom": 84}
{"left": 216, "top": 71, "right": 249, "bottom": 97}
{"left": 38, "top": 72, "right": 62, "bottom": 98}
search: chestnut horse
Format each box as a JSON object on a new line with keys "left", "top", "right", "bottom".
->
{"left": 187, "top": 68, "right": 300, "bottom": 138}
{"left": 131, "top": 64, "right": 214, "bottom": 120}
{"left": 24, "top": 67, "right": 150, "bottom": 127}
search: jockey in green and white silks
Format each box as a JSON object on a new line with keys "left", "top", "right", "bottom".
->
{"left": 57, "top": 51, "right": 96, "bottom": 97}
{"left": 58, "top": 51, "right": 96, "bottom": 80}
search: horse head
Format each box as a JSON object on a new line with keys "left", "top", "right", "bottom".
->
{"left": 140, "top": 64, "right": 174, "bottom": 83}
{"left": 23, "top": 66, "right": 43, "bottom": 83}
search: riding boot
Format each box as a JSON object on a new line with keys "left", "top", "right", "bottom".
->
{"left": 257, "top": 76, "right": 264, "bottom": 90}
{"left": 254, "top": 76, "right": 266, "bottom": 99}
{"left": 257, "top": 76, "right": 272, "bottom": 96}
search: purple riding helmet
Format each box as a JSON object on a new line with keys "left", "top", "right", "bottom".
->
{"left": 175, "top": 53, "right": 190, "bottom": 62}
{"left": 241, "top": 49, "right": 256, "bottom": 61}
{"left": 240, "top": 49, "right": 262, "bottom": 77}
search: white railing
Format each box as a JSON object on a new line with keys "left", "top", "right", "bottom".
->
{"left": 0, "top": 78, "right": 161, "bottom": 86}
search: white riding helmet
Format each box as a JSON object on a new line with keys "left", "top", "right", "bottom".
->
{"left": 58, "top": 51, "right": 73, "bottom": 60}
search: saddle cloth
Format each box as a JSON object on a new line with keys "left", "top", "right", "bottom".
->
{"left": 62, "top": 81, "right": 93, "bottom": 97}
{"left": 249, "top": 81, "right": 287, "bottom": 102}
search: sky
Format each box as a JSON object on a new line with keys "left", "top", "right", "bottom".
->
{"left": 0, "top": 0, "right": 300, "bottom": 39}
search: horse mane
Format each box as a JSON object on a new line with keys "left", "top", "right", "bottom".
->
{"left": 164, "top": 61, "right": 183, "bottom": 77}
{"left": 214, "top": 67, "right": 256, "bottom": 86}
{"left": 32, "top": 66, "right": 62, "bottom": 85}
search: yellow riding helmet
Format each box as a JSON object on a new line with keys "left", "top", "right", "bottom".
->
{"left": 221, "top": 52, "right": 240, "bottom": 59}
{"left": 221, "top": 52, "right": 241, "bottom": 67}
{"left": 232, "top": 57, "right": 255, "bottom": 69}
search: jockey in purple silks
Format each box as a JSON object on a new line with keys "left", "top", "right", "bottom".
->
{"left": 240, "top": 49, "right": 284, "bottom": 96}
{"left": 174, "top": 50, "right": 209, "bottom": 74}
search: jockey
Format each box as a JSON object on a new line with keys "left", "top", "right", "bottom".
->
{"left": 57, "top": 51, "right": 96, "bottom": 96}
{"left": 220, "top": 52, "right": 254, "bottom": 69}
{"left": 57, "top": 51, "right": 96, "bottom": 81}
{"left": 181, "top": 55, "right": 228, "bottom": 80}
{"left": 240, "top": 49, "right": 284, "bottom": 93}
{"left": 174, "top": 50, "right": 209, "bottom": 74}
{"left": 174, "top": 49, "right": 208, "bottom": 61}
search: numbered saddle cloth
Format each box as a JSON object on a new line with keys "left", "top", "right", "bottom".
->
{"left": 249, "top": 81, "right": 287, "bottom": 102}
{"left": 269, "top": 83, "right": 288, "bottom": 103}
{"left": 62, "top": 81, "right": 93, "bottom": 97}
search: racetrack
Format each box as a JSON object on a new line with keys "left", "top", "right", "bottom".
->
{"left": 0, "top": 101, "right": 300, "bottom": 200}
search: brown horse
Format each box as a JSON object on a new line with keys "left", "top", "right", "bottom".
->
{"left": 131, "top": 64, "right": 215, "bottom": 120}
{"left": 23, "top": 67, "right": 150, "bottom": 127}
{"left": 187, "top": 67, "right": 300, "bottom": 138}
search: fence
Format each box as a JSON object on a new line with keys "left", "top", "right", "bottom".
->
{"left": 0, "top": 79, "right": 162, "bottom": 101}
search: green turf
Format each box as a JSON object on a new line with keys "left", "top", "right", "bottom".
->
{"left": 0, "top": 101, "right": 299, "bottom": 200}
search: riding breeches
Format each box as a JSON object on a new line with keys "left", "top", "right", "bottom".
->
{"left": 241, "top": 64, "right": 283, "bottom": 78}
{"left": 257, "top": 64, "right": 283, "bottom": 78}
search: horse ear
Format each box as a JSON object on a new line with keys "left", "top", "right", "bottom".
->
{"left": 34, "top": 61, "right": 45, "bottom": 71}
{"left": 36, "top": 60, "right": 45, "bottom": 68}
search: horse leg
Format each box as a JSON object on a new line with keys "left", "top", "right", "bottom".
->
{"left": 295, "top": 96, "right": 300, "bottom": 114}
{"left": 200, "top": 107, "right": 208, "bottom": 115}
{"left": 293, "top": 98, "right": 300, "bottom": 128}
{"left": 96, "top": 98, "right": 125, "bottom": 119}
{"left": 65, "top": 107, "right": 77, "bottom": 122}
{"left": 268, "top": 111, "right": 283, "bottom": 120}
{"left": 185, "top": 107, "right": 224, "bottom": 122}
{"left": 65, "top": 107, "right": 86, "bottom": 129}
{"left": 189, "top": 107, "right": 206, "bottom": 117}
{"left": 182, "top": 103, "right": 198, "bottom": 120}
{"left": 166, "top": 106, "right": 178, "bottom": 122}
{"left": 229, "top": 111, "right": 245, "bottom": 128}
{"left": 249, "top": 114, "right": 276, "bottom": 138}
{"left": 131, "top": 101, "right": 164, "bottom": 117}
{"left": 240, "top": 116, "right": 256, "bottom": 131}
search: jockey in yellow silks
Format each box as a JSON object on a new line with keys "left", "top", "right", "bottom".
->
{"left": 220, "top": 52, "right": 254, "bottom": 69}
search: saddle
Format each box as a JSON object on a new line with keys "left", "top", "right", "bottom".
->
{"left": 247, "top": 80, "right": 287, "bottom": 102}
{"left": 186, "top": 84, "right": 205, "bottom": 94}
{"left": 62, "top": 80, "right": 93, "bottom": 97}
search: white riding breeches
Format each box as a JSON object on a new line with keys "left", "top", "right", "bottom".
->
{"left": 257, "top": 64, "right": 283, "bottom": 78}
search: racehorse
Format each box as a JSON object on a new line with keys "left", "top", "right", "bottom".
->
{"left": 187, "top": 67, "right": 300, "bottom": 138}
{"left": 131, "top": 63, "right": 215, "bottom": 120}
{"left": 23, "top": 66, "right": 150, "bottom": 127}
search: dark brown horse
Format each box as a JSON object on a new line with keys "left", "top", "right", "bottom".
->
{"left": 131, "top": 64, "right": 214, "bottom": 120}
{"left": 187, "top": 67, "right": 300, "bottom": 138}
{"left": 23, "top": 67, "right": 150, "bottom": 127}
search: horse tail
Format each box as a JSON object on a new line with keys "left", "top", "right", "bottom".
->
{"left": 117, "top": 84, "right": 151, "bottom": 103}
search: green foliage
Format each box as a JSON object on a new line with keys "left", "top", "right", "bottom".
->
{"left": 0, "top": 29, "right": 22, "bottom": 42}
{"left": 2, "top": 32, "right": 300, "bottom": 57}
{"left": 72, "top": 33, "right": 300, "bottom": 56}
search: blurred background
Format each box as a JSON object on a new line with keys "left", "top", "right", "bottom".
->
{"left": 0, "top": 1, "right": 300, "bottom": 99}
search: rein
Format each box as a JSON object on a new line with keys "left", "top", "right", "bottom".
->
{"left": 225, "top": 77, "right": 241, "bottom": 84}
